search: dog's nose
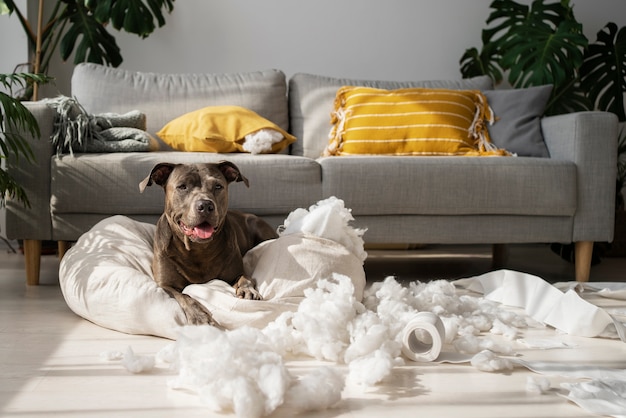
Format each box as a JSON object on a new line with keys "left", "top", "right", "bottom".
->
{"left": 195, "top": 199, "right": 215, "bottom": 213}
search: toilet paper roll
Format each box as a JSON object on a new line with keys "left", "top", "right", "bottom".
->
{"left": 401, "top": 312, "right": 446, "bottom": 362}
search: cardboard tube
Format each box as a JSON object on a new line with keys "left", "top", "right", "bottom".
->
{"left": 401, "top": 312, "right": 446, "bottom": 362}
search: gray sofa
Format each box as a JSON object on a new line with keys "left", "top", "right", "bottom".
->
{"left": 1, "top": 63, "right": 618, "bottom": 285}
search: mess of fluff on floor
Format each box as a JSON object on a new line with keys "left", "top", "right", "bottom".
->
{"left": 100, "top": 197, "right": 539, "bottom": 418}
{"left": 108, "top": 275, "right": 535, "bottom": 418}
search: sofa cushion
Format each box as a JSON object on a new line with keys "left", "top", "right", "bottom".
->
{"left": 485, "top": 85, "right": 552, "bottom": 158}
{"left": 324, "top": 86, "right": 507, "bottom": 157}
{"left": 71, "top": 64, "right": 289, "bottom": 150}
{"left": 156, "top": 105, "right": 296, "bottom": 153}
{"left": 288, "top": 73, "right": 494, "bottom": 158}
{"left": 318, "top": 156, "right": 576, "bottom": 217}
{"left": 50, "top": 153, "right": 322, "bottom": 217}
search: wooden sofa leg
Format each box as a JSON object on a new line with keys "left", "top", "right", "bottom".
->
{"left": 58, "top": 241, "right": 71, "bottom": 261}
{"left": 23, "top": 239, "right": 42, "bottom": 286}
{"left": 574, "top": 241, "right": 593, "bottom": 282}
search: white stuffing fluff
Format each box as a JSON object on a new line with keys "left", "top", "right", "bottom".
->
{"left": 121, "top": 346, "right": 155, "bottom": 374}
{"left": 113, "top": 275, "right": 537, "bottom": 415}
{"left": 261, "top": 273, "right": 404, "bottom": 386}
{"left": 280, "top": 274, "right": 361, "bottom": 362}
{"left": 279, "top": 196, "right": 368, "bottom": 262}
{"left": 155, "top": 342, "right": 178, "bottom": 366}
{"left": 167, "top": 325, "right": 295, "bottom": 418}
{"left": 526, "top": 376, "right": 551, "bottom": 394}
{"left": 162, "top": 324, "right": 346, "bottom": 418}
{"left": 470, "top": 350, "right": 514, "bottom": 372}
{"left": 366, "top": 277, "right": 526, "bottom": 357}
{"left": 242, "top": 128, "right": 284, "bottom": 154}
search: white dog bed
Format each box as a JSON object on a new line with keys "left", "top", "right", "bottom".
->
{"left": 59, "top": 198, "right": 367, "bottom": 340}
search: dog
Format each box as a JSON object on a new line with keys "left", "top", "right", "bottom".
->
{"left": 139, "top": 161, "right": 278, "bottom": 327}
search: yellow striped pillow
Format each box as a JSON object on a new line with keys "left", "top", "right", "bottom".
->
{"left": 324, "top": 86, "right": 510, "bottom": 156}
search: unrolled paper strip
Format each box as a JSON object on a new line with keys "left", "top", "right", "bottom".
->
{"left": 454, "top": 269, "right": 626, "bottom": 341}
{"left": 401, "top": 312, "right": 446, "bottom": 362}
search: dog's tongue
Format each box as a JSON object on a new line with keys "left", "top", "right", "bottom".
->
{"left": 192, "top": 223, "right": 215, "bottom": 239}
{"left": 181, "top": 221, "right": 215, "bottom": 239}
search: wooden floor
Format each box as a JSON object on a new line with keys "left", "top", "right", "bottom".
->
{"left": 1, "top": 242, "right": 625, "bottom": 417}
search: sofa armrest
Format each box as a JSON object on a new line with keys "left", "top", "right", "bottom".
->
{"left": 541, "top": 111, "right": 618, "bottom": 242}
{"left": 0, "top": 101, "right": 55, "bottom": 241}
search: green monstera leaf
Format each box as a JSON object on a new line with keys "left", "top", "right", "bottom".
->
{"left": 581, "top": 23, "right": 626, "bottom": 121}
{"left": 459, "top": 0, "right": 530, "bottom": 83}
{"left": 60, "top": 0, "right": 174, "bottom": 66}
{"left": 459, "top": 43, "right": 503, "bottom": 84}
{"left": 460, "top": 0, "right": 591, "bottom": 116}
{"left": 497, "top": 2, "right": 587, "bottom": 89}
{"left": 546, "top": 75, "right": 590, "bottom": 116}
{"left": 91, "top": 0, "right": 174, "bottom": 37}
{"left": 501, "top": 19, "right": 585, "bottom": 87}
{"left": 60, "top": 1, "right": 123, "bottom": 66}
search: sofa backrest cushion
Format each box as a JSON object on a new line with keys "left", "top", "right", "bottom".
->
{"left": 71, "top": 63, "right": 289, "bottom": 150}
{"left": 288, "top": 73, "right": 493, "bottom": 158}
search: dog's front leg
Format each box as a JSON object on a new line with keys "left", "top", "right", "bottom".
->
{"left": 162, "top": 285, "right": 224, "bottom": 328}
{"left": 233, "top": 276, "right": 262, "bottom": 300}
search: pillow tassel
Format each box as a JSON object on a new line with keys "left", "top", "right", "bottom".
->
{"left": 471, "top": 93, "right": 510, "bottom": 156}
{"left": 324, "top": 93, "right": 349, "bottom": 156}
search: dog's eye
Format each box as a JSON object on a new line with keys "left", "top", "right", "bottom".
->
{"left": 215, "top": 184, "right": 224, "bottom": 191}
{"left": 176, "top": 184, "right": 187, "bottom": 191}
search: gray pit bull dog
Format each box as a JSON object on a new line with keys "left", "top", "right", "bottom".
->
{"left": 139, "top": 161, "right": 278, "bottom": 327}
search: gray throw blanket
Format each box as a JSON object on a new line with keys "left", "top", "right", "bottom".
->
{"left": 44, "top": 96, "right": 156, "bottom": 154}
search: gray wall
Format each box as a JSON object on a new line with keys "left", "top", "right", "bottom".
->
{"left": 0, "top": 0, "right": 27, "bottom": 76}
{"left": 4, "top": 0, "right": 626, "bottom": 97}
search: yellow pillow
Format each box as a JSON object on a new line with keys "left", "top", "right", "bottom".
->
{"left": 324, "top": 86, "right": 510, "bottom": 156}
{"left": 157, "top": 105, "right": 296, "bottom": 153}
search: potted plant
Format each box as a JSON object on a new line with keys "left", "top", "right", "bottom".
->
{"left": 460, "top": 0, "right": 626, "bottom": 260}
{"left": 1, "top": 0, "right": 175, "bottom": 99}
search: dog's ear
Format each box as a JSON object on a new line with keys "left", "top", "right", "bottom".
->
{"left": 217, "top": 160, "right": 249, "bottom": 187}
{"left": 139, "top": 163, "right": 177, "bottom": 193}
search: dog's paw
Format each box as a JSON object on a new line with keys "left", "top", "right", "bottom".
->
{"left": 233, "top": 276, "right": 263, "bottom": 300}
{"left": 182, "top": 296, "right": 224, "bottom": 329}
{"left": 235, "top": 285, "right": 262, "bottom": 300}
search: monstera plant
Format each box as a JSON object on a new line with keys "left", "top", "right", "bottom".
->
{"left": 461, "top": 0, "right": 626, "bottom": 259}
{"left": 2, "top": 0, "right": 175, "bottom": 99}
{"left": 460, "top": 0, "right": 625, "bottom": 119}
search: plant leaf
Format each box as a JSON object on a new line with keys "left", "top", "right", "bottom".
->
{"left": 545, "top": 78, "right": 591, "bottom": 116}
{"left": 107, "top": 0, "right": 174, "bottom": 37}
{"left": 60, "top": 2, "right": 123, "bottom": 66}
{"left": 500, "top": 18, "right": 587, "bottom": 88}
{"left": 459, "top": 0, "right": 530, "bottom": 83}
{"left": 459, "top": 45, "right": 503, "bottom": 84}
{"left": 483, "top": 0, "right": 530, "bottom": 46}
{"left": 580, "top": 22, "right": 626, "bottom": 121}
{"left": 0, "top": 168, "right": 30, "bottom": 208}
{"left": 0, "top": 73, "right": 45, "bottom": 208}
{"left": 0, "top": 0, "right": 12, "bottom": 15}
